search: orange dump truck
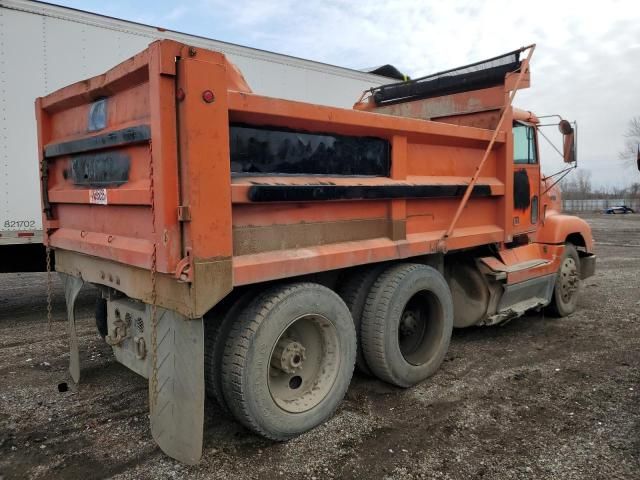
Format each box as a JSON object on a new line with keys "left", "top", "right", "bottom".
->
{"left": 36, "top": 41, "right": 595, "bottom": 463}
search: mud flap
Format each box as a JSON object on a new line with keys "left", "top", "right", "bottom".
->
{"left": 149, "top": 308, "right": 205, "bottom": 465}
{"left": 59, "top": 273, "right": 84, "bottom": 383}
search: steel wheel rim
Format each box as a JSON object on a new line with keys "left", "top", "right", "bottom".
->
{"left": 398, "top": 291, "right": 444, "bottom": 366}
{"left": 268, "top": 314, "right": 340, "bottom": 413}
{"left": 559, "top": 257, "right": 579, "bottom": 303}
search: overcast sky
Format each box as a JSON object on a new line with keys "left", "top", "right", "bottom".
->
{"left": 54, "top": 0, "right": 640, "bottom": 187}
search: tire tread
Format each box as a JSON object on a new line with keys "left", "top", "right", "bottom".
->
{"left": 361, "top": 263, "right": 423, "bottom": 385}
{"left": 221, "top": 282, "right": 355, "bottom": 440}
{"left": 337, "top": 265, "right": 386, "bottom": 374}
{"left": 547, "top": 243, "right": 581, "bottom": 317}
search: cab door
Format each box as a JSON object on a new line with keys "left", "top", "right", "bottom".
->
{"left": 512, "top": 121, "right": 540, "bottom": 235}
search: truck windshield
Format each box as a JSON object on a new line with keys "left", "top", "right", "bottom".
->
{"left": 513, "top": 123, "right": 537, "bottom": 164}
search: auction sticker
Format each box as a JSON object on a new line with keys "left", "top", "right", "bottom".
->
{"left": 89, "top": 188, "right": 108, "bottom": 205}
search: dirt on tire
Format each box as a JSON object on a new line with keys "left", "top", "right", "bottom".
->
{"left": 1, "top": 212, "right": 639, "bottom": 479}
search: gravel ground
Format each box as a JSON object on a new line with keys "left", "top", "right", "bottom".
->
{"left": 0, "top": 212, "right": 638, "bottom": 480}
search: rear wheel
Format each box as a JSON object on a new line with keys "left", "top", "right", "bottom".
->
{"left": 204, "top": 291, "right": 254, "bottom": 413}
{"left": 547, "top": 243, "right": 581, "bottom": 317}
{"left": 337, "top": 265, "right": 386, "bottom": 375}
{"left": 221, "top": 283, "right": 356, "bottom": 440}
{"left": 361, "top": 263, "right": 453, "bottom": 388}
{"left": 95, "top": 296, "right": 107, "bottom": 339}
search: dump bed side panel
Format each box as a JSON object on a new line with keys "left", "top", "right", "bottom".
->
{"left": 225, "top": 92, "right": 509, "bottom": 285}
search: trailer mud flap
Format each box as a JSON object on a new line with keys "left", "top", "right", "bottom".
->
{"left": 59, "top": 273, "right": 84, "bottom": 383}
{"left": 149, "top": 309, "right": 204, "bottom": 465}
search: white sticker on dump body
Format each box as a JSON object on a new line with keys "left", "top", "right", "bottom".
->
{"left": 89, "top": 189, "right": 108, "bottom": 205}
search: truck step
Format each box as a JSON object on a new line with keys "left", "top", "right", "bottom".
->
{"left": 478, "top": 256, "right": 551, "bottom": 279}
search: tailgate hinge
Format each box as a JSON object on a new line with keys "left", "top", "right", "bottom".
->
{"left": 177, "top": 205, "right": 191, "bottom": 222}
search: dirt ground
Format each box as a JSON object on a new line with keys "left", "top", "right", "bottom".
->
{"left": 0, "top": 212, "right": 638, "bottom": 480}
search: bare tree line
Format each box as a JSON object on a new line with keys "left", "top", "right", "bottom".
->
{"left": 560, "top": 117, "right": 640, "bottom": 200}
{"left": 618, "top": 116, "right": 640, "bottom": 167}
{"left": 560, "top": 170, "right": 640, "bottom": 200}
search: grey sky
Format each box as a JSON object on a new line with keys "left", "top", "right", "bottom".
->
{"left": 54, "top": 0, "right": 640, "bottom": 187}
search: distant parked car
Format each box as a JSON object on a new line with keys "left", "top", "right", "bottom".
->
{"left": 604, "top": 205, "right": 635, "bottom": 214}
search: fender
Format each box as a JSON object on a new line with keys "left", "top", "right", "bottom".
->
{"left": 536, "top": 213, "right": 594, "bottom": 252}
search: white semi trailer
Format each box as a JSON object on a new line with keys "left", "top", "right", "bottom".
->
{"left": 0, "top": 0, "right": 389, "bottom": 271}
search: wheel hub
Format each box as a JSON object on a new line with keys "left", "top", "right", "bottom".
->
{"left": 267, "top": 314, "right": 340, "bottom": 413}
{"left": 400, "top": 311, "right": 419, "bottom": 337}
{"left": 560, "top": 257, "right": 579, "bottom": 302}
{"left": 271, "top": 338, "right": 306, "bottom": 374}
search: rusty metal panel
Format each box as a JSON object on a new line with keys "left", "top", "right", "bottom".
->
{"left": 233, "top": 219, "right": 392, "bottom": 255}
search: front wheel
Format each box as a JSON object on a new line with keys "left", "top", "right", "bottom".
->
{"left": 547, "top": 243, "right": 581, "bottom": 317}
{"left": 221, "top": 283, "right": 356, "bottom": 440}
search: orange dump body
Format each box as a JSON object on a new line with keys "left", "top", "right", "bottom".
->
{"left": 36, "top": 40, "right": 591, "bottom": 318}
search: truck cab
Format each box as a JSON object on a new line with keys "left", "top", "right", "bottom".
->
{"left": 512, "top": 112, "right": 541, "bottom": 234}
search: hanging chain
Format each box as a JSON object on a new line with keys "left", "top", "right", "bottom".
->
{"left": 46, "top": 244, "right": 53, "bottom": 331}
{"left": 148, "top": 140, "right": 160, "bottom": 412}
{"left": 42, "top": 153, "right": 54, "bottom": 331}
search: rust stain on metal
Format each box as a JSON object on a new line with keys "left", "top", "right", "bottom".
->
{"left": 233, "top": 219, "right": 395, "bottom": 255}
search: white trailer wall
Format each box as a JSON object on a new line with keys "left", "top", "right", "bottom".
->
{"left": 0, "top": 0, "right": 386, "bottom": 248}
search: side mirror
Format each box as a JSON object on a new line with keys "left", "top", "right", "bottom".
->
{"left": 558, "top": 120, "right": 576, "bottom": 164}
{"left": 636, "top": 144, "right": 639, "bottom": 172}
{"left": 558, "top": 119, "right": 573, "bottom": 135}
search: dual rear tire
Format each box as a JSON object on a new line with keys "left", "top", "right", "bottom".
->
{"left": 336, "top": 265, "right": 387, "bottom": 375}
{"left": 360, "top": 264, "right": 453, "bottom": 388}
{"left": 205, "top": 264, "right": 454, "bottom": 439}
{"left": 212, "top": 283, "right": 356, "bottom": 440}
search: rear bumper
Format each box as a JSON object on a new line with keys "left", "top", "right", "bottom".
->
{"left": 580, "top": 254, "right": 596, "bottom": 280}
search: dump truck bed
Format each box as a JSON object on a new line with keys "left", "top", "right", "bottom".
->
{"left": 38, "top": 40, "right": 511, "bottom": 318}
